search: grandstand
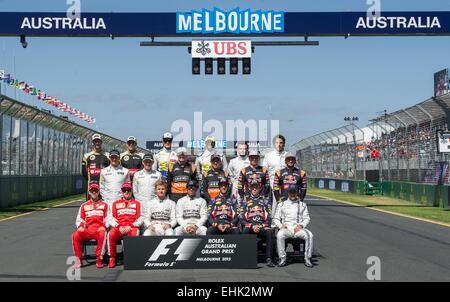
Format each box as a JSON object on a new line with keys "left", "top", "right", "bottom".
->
{"left": 292, "top": 94, "right": 450, "bottom": 186}
{"left": 0, "top": 94, "right": 147, "bottom": 208}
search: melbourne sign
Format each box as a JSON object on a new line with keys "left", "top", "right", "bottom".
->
{"left": 192, "top": 40, "right": 251, "bottom": 58}
{"left": 186, "top": 139, "right": 228, "bottom": 149}
{"left": 177, "top": 8, "right": 284, "bottom": 34}
{"left": 123, "top": 235, "right": 257, "bottom": 270}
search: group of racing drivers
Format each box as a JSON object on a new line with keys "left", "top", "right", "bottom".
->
{"left": 73, "top": 133, "right": 313, "bottom": 269}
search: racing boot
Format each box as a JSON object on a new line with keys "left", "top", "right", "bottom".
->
{"left": 266, "top": 258, "right": 275, "bottom": 268}
{"left": 96, "top": 258, "right": 103, "bottom": 269}
{"left": 108, "top": 257, "right": 116, "bottom": 268}
{"left": 277, "top": 258, "right": 287, "bottom": 267}
{"left": 304, "top": 258, "right": 313, "bottom": 268}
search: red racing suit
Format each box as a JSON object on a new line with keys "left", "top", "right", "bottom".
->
{"left": 72, "top": 199, "right": 108, "bottom": 259}
{"left": 106, "top": 198, "right": 144, "bottom": 258}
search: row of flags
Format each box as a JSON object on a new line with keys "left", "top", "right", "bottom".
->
{"left": 0, "top": 70, "right": 96, "bottom": 124}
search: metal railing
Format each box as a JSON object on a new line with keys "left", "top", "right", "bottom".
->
{"left": 0, "top": 94, "right": 148, "bottom": 177}
{"left": 292, "top": 94, "right": 450, "bottom": 185}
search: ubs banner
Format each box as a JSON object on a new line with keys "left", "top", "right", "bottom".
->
{"left": 124, "top": 235, "right": 257, "bottom": 270}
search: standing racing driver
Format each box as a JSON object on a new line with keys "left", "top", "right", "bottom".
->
{"left": 153, "top": 132, "right": 178, "bottom": 182}
{"left": 99, "top": 150, "right": 130, "bottom": 206}
{"left": 166, "top": 147, "right": 198, "bottom": 202}
{"left": 120, "top": 136, "right": 144, "bottom": 181}
{"left": 133, "top": 153, "right": 162, "bottom": 204}
{"left": 195, "top": 135, "right": 228, "bottom": 183}
{"left": 262, "top": 134, "right": 288, "bottom": 223}
{"left": 81, "top": 134, "right": 109, "bottom": 200}
{"left": 227, "top": 141, "right": 250, "bottom": 199}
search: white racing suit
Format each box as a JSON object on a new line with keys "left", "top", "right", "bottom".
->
{"left": 262, "top": 149, "right": 287, "bottom": 224}
{"left": 143, "top": 197, "right": 177, "bottom": 236}
{"left": 99, "top": 165, "right": 130, "bottom": 206}
{"left": 175, "top": 196, "right": 208, "bottom": 235}
{"left": 227, "top": 156, "right": 250, "bottom": 199}
{"left": 132, "top": 169, "right": 162, "bottom": 204}
{"left": 273, "top": 198, "right": 314, "bottom": 262}
{"left": 152, "top": 148, "right": 178, "bottom": 181}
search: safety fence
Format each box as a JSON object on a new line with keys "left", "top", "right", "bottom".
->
{"left": 308, "top": 177, "right": 449, "bottom": 208}
{"left": 0, "top": 94, "right": 148, "bottom": 208}
{"left": 294, "top": 94, "right": 450, "bottom": 185}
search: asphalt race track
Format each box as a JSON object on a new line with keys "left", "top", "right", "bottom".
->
{"left": 0, "top": 196, "right": 449, "bottom": 282}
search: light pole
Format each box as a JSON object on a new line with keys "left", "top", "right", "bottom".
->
{"left": 344, "top": 116, "right": 359, "bottom": 180}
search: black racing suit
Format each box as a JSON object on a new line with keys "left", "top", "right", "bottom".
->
{"left": 166, "top": 161, "right": 198, "bottom": 202}
{"left": 81, "top": 150, "right": 110, "bottom": 200}
{"left": 120, "top": 151, "right": 143, "bottom": 181}
{"left": 240, "top": 195, "right": 274, "bottom": 259}
{"left": 273, "top": 167, "right": 307, "bottom": 202}
{"left": 238, "top": 165, "right": 271, "bottom": 201}
{"left": 201, "top": 169, "right": 230, "bottom": 204}
{"left": 207, "top": 196, "right": 240, "bottom": 234}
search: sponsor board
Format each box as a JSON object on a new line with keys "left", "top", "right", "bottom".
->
{"left": 146, "top": 141, "right": 183, "bottom": 152}
{"left": 232, "top": 140, "right": 269, "bottom": 149}
{"left": 434, "top": 69, "right": 449, "bottom": 97}
{"left": 75, "top": 179, "right": 83, "bottom": 191}
{"left": 124, "top": 235, "right": 257, "bottom": 270}
{"left": 341, "top": 181, "right": 349, "bottom": 192}
{"left": 192, "top": 40, "right": 251, "bottom": 58}
{"left": 318, "top": 179, "right": 325, "bottom": 189}
{"left": 437, "top": 131, "right": 450, "bottom": 153}
{"left": 329, "top": 180, "right": 336, "bottom": 190}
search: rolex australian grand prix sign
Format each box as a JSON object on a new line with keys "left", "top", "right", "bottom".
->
{"left": 123, "top": 236, "right": 257, "bottom": 270}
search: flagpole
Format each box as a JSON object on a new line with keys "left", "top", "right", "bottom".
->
{"left": 13, "top": 52, "right": 16, "bottom": 99}
{"left": 0, "top": 41, "right": 4, "bottom": 96}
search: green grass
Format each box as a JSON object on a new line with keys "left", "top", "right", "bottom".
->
{"left": 308, "top": 188, "right": 450, "bottom": 225}
{"left": 0, "top": 194, "right": 84, "bottom": 220}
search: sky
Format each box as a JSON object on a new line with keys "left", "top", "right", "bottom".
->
{"left": 1, "top": 0, "right": 450, "bottom": 150}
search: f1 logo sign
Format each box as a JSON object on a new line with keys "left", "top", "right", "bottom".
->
{"left": 192, "top": 40, "right": 251, "bottom": 58}
{"left": 148, "top": 238, "right": 201, "bottom": 261}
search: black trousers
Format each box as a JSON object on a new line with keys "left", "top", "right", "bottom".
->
{"left": 207, "top": 226, "right": 240, "bottom": 235}
{"left": 243, "top": 227, "right": 274, "bottom": 259}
